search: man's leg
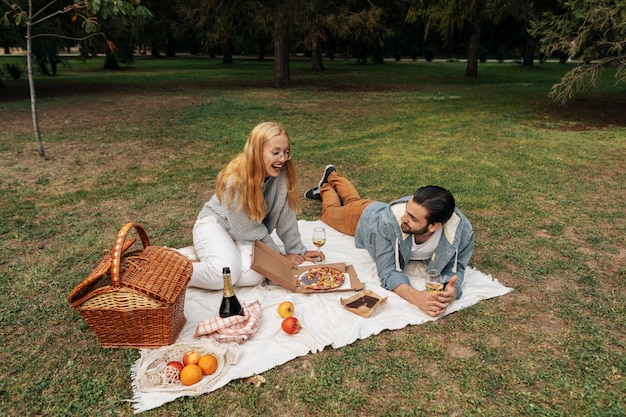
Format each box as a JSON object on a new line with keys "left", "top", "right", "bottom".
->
{"left": 320, "top": 171, "right": 373, "bottom": 236}
{"left": 327, "top": 171, "right": 362, "bottom": 204}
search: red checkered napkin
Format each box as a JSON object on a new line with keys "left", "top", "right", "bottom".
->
{"left": 194, "top": 300, "right": 261, "bottom": 344}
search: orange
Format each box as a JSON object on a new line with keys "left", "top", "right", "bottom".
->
{"left": 180, "top": 364, "right": 203, "bottom": 386}
{"left": 198, "top": 354, "right": 219, "bottom": 375}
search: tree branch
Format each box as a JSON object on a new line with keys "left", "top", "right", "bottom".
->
{"left": 30, "top": 32, "right": 104, "bottom": 42}
{"left": 31, "top": 4, "right": 73, "bottom": 26}
{"left": 32, "top": 0, "right": 65, "bottom": 20}
{"left": 31, "top": 1, "right": 89, "bottom": 25}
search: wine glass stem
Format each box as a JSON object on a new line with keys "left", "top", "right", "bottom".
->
{"left": 317, "top": 249, "right": 321, "bottom": 262}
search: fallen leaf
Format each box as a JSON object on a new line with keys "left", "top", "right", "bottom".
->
{"left": 245, "top": 374, "right": 266, "bottom": 388}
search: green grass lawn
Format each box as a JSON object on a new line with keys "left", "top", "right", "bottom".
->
{"left": 1, "top": 56, "right": 624, "bottom": 416}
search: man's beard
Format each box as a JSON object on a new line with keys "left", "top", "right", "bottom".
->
{"left": 401, "top": 222, "right": 430, "bottom": 236}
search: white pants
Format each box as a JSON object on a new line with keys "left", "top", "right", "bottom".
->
{"left": 188, "top": 216, "right": 265, "bottom": 290}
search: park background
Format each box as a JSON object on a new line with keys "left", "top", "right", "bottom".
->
{"left": 1, "top": 0, "right": 625, "bottom": 416}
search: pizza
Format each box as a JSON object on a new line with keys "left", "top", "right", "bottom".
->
{"left": 299, "top": 266, "right": 345, "bottom": 290}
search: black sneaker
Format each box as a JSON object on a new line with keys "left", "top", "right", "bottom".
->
{"left": 319, "top": 164, "right": 336, "bottom": 188}
{"left": 304, "top": 187, "right": 322, "bottom": 201}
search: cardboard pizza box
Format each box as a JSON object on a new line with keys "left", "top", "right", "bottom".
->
{"left": 251, "top": 240, "right": 365, "bottom": 294}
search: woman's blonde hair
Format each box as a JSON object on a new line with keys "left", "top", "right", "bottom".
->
{"left": 215, "top": 122, "right": 301, "bottom": 222}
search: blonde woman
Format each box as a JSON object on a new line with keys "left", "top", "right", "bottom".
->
{"left": 189, "top": 122, "right": 322, "bottom": 290}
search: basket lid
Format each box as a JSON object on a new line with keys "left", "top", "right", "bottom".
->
{"left": 121, "top": 246, "right": 192, "bottom": 304}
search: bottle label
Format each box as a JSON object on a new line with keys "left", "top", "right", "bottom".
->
{"left": 223, "top": 274, "right": 235, "bottom": 297}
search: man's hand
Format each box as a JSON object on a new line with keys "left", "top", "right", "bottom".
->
{"left": 435, "top": 275, "right": 458, "bottom": 305}
{"left": 393, "top": 275, "right": 458, "bottom": 317}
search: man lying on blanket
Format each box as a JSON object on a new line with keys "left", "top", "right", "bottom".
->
{"left": 305, "top": 165, "right": 474, "bottom": 317}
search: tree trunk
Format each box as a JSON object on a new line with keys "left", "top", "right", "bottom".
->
{"left": 311, "top": 43, "right": 324, "bottom": 71}
{"left": 374, "top": 41, "right": 384, "bottom": 64}
{"left": 103, "top": 49, "right": 121, "bottom": 70}
{"left": 189, "top": 36, "right": 199, "bottom": 55}
{"left": 50, "top": 56, "right": 57, "bottom": 76}
{"left": 522, "top": 34, "right": 536, "bottom": 67}
{"left": 27, "top": 0, "right": 45, "bottom": 159}
{"left": 166, "top": 29, "right": 176, "bottom": 57}
{"left": 151, "top": 39, "right": 160, "bottom": 58}
{"left": 36, "top": 56, "right": 51, "bottom": 76}
{"left": 273, "top": 4, "right": 290, "bottom": 88}
{"left": 465, "top": 14, "right": 481, "bottom": 77}
{"left": 223, "top": 37, "right": 234, "bottom": 64}
{"left": 310, "top": 25, "right": 324, "bottom": 71}
{"left": 356, "top": 43, "right": 368, "bottom": 65}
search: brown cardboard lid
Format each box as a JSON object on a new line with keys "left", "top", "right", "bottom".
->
{"left": 341, "top": 289, "right": 387, "bottom": 317}
{"left": 251, "top": 240, "right": 299, "bottom": 292}
{"left": 251, "top": 241, "right": 364, "bottom": 293}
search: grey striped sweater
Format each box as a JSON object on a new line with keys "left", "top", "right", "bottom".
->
{"left": 197, "top": 170, "right": 307, "bottom": 256}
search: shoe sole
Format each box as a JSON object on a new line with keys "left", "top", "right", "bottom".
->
{"left": 304, "top": 188, "right": 321, "bottom": 201}
{"left": 319, "top": 165, "right": 336, "bottom": 188}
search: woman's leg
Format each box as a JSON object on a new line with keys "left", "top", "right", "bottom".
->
{"left": 189, "top": 216, "right": 241, "bottom": 290}
{"left": 235, "top": 242, "right": 265, "bottom": 286}
{"left": 189, "top": 216, "right": 265, "bottom": 289}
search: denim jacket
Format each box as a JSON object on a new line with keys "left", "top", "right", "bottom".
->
{"left": 354, "top": 196, "right": 474, "bottom": 299}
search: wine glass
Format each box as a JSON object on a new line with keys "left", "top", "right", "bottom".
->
{"left": 425, "top": 269, "right": 443, "bottom": 292}
{"left": 311, "top": 227, "right": 326, "bottom": 263}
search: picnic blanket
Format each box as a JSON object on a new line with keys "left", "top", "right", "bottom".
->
{"left": 129, "top": 220, "right": 512, "bottom": 413}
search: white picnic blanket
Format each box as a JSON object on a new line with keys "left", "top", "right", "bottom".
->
{"left": 129, "top": 220, "right": 512, "bottom": 413}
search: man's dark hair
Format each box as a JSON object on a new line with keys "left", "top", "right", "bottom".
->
{"left": 413, "top": 186, "right": 455, "bottom": 224}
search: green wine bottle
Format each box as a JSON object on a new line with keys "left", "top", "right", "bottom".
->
{"left": 219, "top": 267, "right": 244, "bottom": 318}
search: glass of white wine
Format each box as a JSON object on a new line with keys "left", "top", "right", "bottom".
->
{"left": 425, "top": 269, "right": 443, "bottom": 292}
{"left": 312, "top": 227, "right": 326, "bottom": 263}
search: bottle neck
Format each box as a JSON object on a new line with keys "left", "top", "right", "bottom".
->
{"left": 223, "top": 274, "right": 235, "bottom": 297}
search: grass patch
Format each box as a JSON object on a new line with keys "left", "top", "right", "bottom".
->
{"left": 1, "top": 56, "right": 625, "bottom": 416}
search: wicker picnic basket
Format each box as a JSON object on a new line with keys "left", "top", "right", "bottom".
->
{"left": 68, "top": 222, "right": 193, "bottom": 348}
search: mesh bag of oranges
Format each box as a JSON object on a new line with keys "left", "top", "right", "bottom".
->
{"left": 132, "top": 340, "right": 239, "bottom": 393}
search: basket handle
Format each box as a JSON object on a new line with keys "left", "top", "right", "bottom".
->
{"left": 110, "top": 222, "right": 151, "bottom": 288}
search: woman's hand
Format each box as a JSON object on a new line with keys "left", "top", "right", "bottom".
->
{"left": 283, "top": 253, "right": 304, "bottom": 265}
{"left": 303, "top": 250, "right": 324, "bottom": 263}
{"left": 283, "top": 251, "right": 324, "bottom": 265}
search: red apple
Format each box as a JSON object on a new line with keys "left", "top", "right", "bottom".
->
{"left": 281, "top": 317, "right": 301, "bottom": 334}
{"left": 182, "top": 350, "right": 201, "bottom": 366}
{"left": 166, "top": 361, "right": 184, "bottom": 372}
{"left": 163, "top": 364, "right": 182, "bottom": 383}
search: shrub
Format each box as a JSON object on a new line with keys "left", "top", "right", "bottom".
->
{"left": 479, "top": 49, "right": 488, "bottom": 63}
{"left": 497, "top": 48, "right": 505, "bottom": 63}
{"left": 3, "top": 63, "right": 24, "bottom": 80}
{"left": 424, "top": 48, "right": 435, "bottom": 62}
